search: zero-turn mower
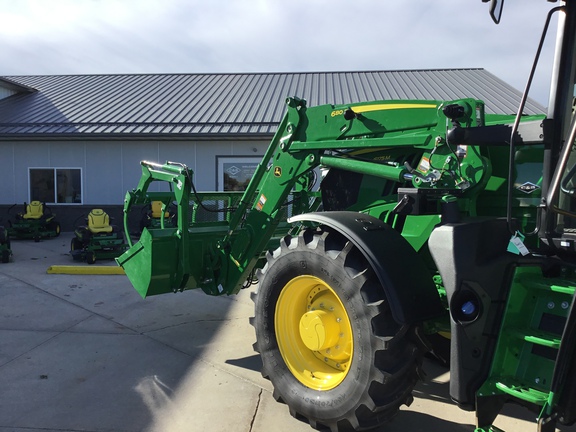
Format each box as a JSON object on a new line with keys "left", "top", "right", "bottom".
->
{"left": 8, "top": 201, "right": 61, "bottom": 242}
{"left": 139, "top": 200, "right": 175, "bottom": 232}
{"left": 70, "top": 208, "right": 127, "bottom": 264}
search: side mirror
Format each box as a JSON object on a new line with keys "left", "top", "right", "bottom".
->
{"left": 489, "top": 0, "right": 504, "bottom": 24}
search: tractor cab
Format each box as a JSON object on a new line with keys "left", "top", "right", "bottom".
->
{"left": 546, "top": 112, "right": 576, "bottom": 256}
{"left": 428, "top": 2, "right": 576, "bottom": 430}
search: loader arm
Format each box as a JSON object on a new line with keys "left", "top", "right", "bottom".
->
{"left": 117, "top": 97, "right": 322, "bottom": 297}
{"left": 118, "top": 96, "right": 493, "bottom": 299}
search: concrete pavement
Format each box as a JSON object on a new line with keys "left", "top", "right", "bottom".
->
{"left": 0, "top": 233, "right": 573, "bottom": 432}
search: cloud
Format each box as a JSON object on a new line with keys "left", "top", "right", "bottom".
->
{"left": 0, "top": 0, "right": 558, "bottom": 105}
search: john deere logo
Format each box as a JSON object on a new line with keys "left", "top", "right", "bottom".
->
{"left": 274, "top": 166, "right": 282, "bottom": 177}
{"left": 517, "top": 182, "right": 540, "bottom": 194}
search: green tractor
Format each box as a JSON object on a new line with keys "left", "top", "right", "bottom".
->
{"left": 117, "top": 1, "right": 576, "bottom": 431}
{"left": 70, "top": 208, "right": 127, "bottom": 264}
{"left": 8, "top": 201, "right": 61, "bottom": 242}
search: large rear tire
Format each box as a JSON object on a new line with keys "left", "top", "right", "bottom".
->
{"left": 251, "top": 227, "right": 424, "bottom": 432}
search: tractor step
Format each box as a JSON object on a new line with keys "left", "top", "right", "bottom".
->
{"left": 509, "top": 328, "right": 561, "bottom": 349}
{"left": 494, "top": 380, "right": 550, "bottom": 404}
{"left": 476, "top": 266, "right": 575, "bottom": 428}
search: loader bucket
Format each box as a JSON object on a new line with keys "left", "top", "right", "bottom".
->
{"left": 116, "top": 228, "right": 182, "bottom": 298}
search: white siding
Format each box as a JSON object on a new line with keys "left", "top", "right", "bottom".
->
{"left": 0, "top": 138, "right": 270, "bottom": 205}
{"left": 85, "top": 142, "right": 123, "bottom": 204}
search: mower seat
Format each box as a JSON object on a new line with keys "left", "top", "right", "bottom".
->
{"left": 23, "top": 201, "right": 45, "bottom": 220}
{"left": 151, "top": 201, "right": 170, "bottom": 219}
{"left": 88, "top": 209, "right": 113, "bottom": 234}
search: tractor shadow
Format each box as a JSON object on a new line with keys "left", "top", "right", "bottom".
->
{"left": 385, "top": 411, "right": 473, "bottom": 432}
{"left": 225, "top": 354, "right": 576, "bottom": 431}
{"left": 225, "top": 354, "right": 263, "bottom": 372}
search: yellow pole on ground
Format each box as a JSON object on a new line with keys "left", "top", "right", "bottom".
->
{"left": 46, "top": 265, "right": 125, "bottom": 275}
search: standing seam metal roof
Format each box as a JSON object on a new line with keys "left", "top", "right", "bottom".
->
{"left": 0, "top": 69, "right": 545, "bottom": 137}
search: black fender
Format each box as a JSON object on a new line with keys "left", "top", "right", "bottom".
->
{"left": 288, "top": 211, "right": 445, "bottom": 325}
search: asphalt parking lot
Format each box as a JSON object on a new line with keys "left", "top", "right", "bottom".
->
{"left": 1, "top": 233, "right": 574, "bottom": 432}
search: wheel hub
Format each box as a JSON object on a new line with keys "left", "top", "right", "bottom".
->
{"left": 299, "top": 310, "right": 340, "bottom": 351}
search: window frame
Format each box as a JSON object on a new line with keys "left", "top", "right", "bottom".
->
{"left": 216, "top": 156, "right": 261, "bottom": 192}
{"left": 28, "top": 167, "right": 83, "bottom": 205}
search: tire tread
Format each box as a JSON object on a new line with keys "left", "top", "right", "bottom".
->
{"left": 251, "top": 227, "right": 424, "bottom": 432}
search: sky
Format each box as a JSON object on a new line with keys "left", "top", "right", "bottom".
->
{"left": 0, "top": 0, "right": 560, "bottom": 106}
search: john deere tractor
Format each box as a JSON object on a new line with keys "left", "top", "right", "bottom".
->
{"left": 117, "top": 1, "right": 576, "bottom": 431}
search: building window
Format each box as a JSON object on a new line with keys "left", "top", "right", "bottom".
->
{"left": 217, "top": 157, "right": 260, "bottom": 191}
{"left": 29, "top": 168, "right": 82, "bottom": 204}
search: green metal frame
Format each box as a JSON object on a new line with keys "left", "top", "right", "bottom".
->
{"left": 117, "top": 97, "right": 545, "bottom": 300}
{"left": 475, "top": 266, "right": 576, "bottom": 429}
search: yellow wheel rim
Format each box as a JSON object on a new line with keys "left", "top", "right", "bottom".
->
{"left": 275, "top": 275, "right": 353, "bottom": 391}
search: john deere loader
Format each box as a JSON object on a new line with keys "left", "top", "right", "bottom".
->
{"left": 117, "top": 1, "right": 576, "bottom": 431}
